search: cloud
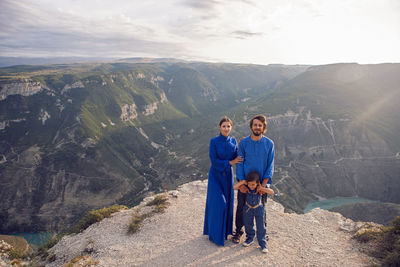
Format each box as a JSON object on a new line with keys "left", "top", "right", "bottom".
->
{"left": 0, "top": 0, "right": 187, "bottom": 58}
{"left": 181, "top": 0, "right": 256, "bottom": 10}
{"left": 231, "top": 30, "right": 264, "bottom": 39}
{"left": 180, "top": 0, "right": 220, "bottom": 10}
{"left": 0, "top": 0, "right": 399, "bottom": 64}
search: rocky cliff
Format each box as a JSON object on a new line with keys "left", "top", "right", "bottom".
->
{"left": 0, "top": 79, "right": 45, "bottom": 100}
{"left": 1, "top": 62, "right": 399, "bottom": 234}
{"left": 40, "top": 180, "right": 374, "bottom": 267}
{"left": 0, "top": 62, "right": 303, "bottom": 233}
{"left": 264, "top": 108, "right": 400, "bottom": 212}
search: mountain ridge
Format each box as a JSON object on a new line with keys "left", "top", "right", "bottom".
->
{"left": 1, "top": 62, "right": 399, "bottom": 234}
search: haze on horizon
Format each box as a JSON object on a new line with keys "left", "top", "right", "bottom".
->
{"left": 0, "top": 0, "right": 399, "bottom": 66}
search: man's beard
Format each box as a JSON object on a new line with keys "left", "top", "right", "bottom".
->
{"left": 252, "top": 130, "right": 262, "bottom": 136}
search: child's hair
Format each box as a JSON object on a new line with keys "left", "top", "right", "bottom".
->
{"left": 246, "top": 171, "right": 260, "bottom": 183}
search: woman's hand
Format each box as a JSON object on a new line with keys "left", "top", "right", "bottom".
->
{"left": 229, "top": 156, "right": 243, "bottom": 165}
{"left": 233, "top": 180, "right": 247, "bottom": 190}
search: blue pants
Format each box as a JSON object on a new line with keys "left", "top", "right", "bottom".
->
{"left": 243, "top": 204, "right": 266, "bottom": 249}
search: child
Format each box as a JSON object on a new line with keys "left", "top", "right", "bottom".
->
{"left": 233, "top": 171, "right": 274, "bottom": 253}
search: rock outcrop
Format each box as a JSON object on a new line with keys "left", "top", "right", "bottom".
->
{"left": 0, "top": 79, "right": 44, "bottom": 100}
{"left": 0, "top": 235, "right": 32, "bottom": 267}
{"left": 42, "top": 180, "right": 373, "bottom": 267}
{"left": 120, "top": 103, "right": 138, "bottom": 121}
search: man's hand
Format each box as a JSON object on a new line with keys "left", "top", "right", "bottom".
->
{"left": 256, "top": 184, "right": 264, "bottom": 195}
{"left": 229, "top": 156, "right": 243, "bottom": 165}
{"left": 239, "top": 184, "right": 249, "bottom": 194}
{"left": 259, "top": 187, "right": 275, "bottom": 195}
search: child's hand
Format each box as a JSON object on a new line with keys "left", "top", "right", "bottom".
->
{"left": 239, "top": 184, "right": 249, "bottom": 194}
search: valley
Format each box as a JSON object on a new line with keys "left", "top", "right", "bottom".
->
{"left": 0, "top": 61, "right": 399, "bottom": 233}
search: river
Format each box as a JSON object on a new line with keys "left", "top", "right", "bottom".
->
{"left": 11, "top": 232, "right": 54, "bottom": 247}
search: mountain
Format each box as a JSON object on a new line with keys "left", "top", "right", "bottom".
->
{"left": 173, "top": 63, "right": 400, "bottom": 215}
{"left": 0, "top": 57, "right": 118, "bottom": 68}
{"left": 1, "top": 61, "right": 399, "bottom": 233}
{"left": 0, "top": 62, "right": 306, "bottom": 233}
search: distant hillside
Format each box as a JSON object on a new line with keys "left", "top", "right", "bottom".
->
{"left": 0, "top": 57, "right": 119, "bottom": 68}
{"left": 1, "top": 62, "right": 399, "bottom": 233}
{"left": 331, "top": 202, "right": 400, "bottom": 225}
{"left": 0, "top": 62, "right": 305, "bottom": 233}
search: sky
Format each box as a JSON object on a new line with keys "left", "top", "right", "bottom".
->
{"left": 0, "top": 0, "right": 399, "bottom": 65}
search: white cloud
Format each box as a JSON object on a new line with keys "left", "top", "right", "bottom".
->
{"left": 0, "top": 0, "right": 399, "bottom": 64}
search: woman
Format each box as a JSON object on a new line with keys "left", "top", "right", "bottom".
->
{"left": 203, "top": 116, "right": 242, "bottom": 246}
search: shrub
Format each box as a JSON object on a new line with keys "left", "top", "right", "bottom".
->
{"left": 381, "top": 216, "right": 400, "bottom": 266}
{"left": 353, "top": 223, "right": 383, "bottom": 243}
{"left": 128, "top": 194, "right": 169, "bottom": 234}
{"left": 355, "top": 216, "right": 400, "bottom": 267}
{"left": 37, "top": 233, "right": 64, "bottom": 258}
{"left": 146, "top": 194, "right": 169, "bottom": 213}
{"left": 64, "top": 255, "right": 99, "bottom": 267}
{"left": 128, "top": 213, "right": 146, "bottom": 234}
{"left": 72, "top": 204, "right": 128, "bottom": 233}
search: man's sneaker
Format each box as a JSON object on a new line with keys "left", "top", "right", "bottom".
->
{"left": 261, "top": 247, "right": 268, "bottom": 253}
{"left": 242, "top": 238, "right": 254, "bottom": 247}
{"left": 232, "top": 232, "right": 243, "bottom": 244}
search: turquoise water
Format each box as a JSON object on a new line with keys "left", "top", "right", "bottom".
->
{"left": 11, "top": 232, "right": 54, "bottom": 247}
{"left": 304, "top": 197, "right": 377, "bottom": 213}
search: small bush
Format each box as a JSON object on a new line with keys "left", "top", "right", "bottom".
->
{"left": 64, "top": 255, "right": 99, "bottom": 267}
{"left": 9, "top": 247, "right": 28, "bottom": 260}
{"left": 354, "top": 223, "right": 383, "bottom": 243}
{"left": 72, "top": 204, "right": 128, "bottom": 233}
{"left": 128, "top": 211, "right": 151, "bottom": 234}
{"left": 146, "top": 194, "right": 169, "bottom": 213}
{"left": 38, "top": 233, "right": 64, "bottom": 258}
{"left": 355, "top": 216, "right": 400, "bottom": 267}
{"left": 354, "top": 230, "right": 381, "bottom": 243}
{"left": 381, "top": 216, "right": 400, "bottom": 266}
{"left": 128, "top": 194, "right": 169, "bottom": 234}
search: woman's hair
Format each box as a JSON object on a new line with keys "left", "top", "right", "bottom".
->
{"left": 246, "top": 171, "right": 260, "bottom": 183}
{"left": 219, "top": 116, "right": 233, "bottom": 127}
{"left": 249, "top": 114, "right": 267, "bottom": 133}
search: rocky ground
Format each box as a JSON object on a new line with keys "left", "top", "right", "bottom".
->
{"left": 42, "top": 180, "right": 375, "bottom": 266}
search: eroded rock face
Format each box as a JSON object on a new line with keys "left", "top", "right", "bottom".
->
{"left": 263, "top": 108, "right": 400, "bottom": 210}
{"left": 0, "top": 79, "right": 44, "bottom": 100}
{"left": 120, "top": 103, "right": 138, "bottom": 121}
{"left": 142, "top": 102, "right": 158, "bottom": 116}
{"left": 0, "top": 164, "right": 132, "bottom": 232}
{"left": 61, "top": 81, "right": 84, "bottom": 94}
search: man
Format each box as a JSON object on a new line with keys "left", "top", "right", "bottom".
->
{"left": 232, "top": 114, "right": 275, "bottom": 244}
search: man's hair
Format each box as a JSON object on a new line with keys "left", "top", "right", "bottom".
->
{"left": 246, "top": 171, "right": 260, "bottom": 183}
{"left": 249, "top": 114, "right": 267, "bottom": 133}
{"left": 219, "top": 116, "right": 233, "bottom": 127}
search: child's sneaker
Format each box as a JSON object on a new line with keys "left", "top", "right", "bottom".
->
{"left": 242, "top": 238, "right": 254, "bottom": 247}
{"left": 261, "top": 247, "right": 268, "bottom": 253}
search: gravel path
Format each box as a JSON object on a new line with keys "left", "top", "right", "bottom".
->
{"left": 46, "top": 180, "right": 373, "bottom": 266}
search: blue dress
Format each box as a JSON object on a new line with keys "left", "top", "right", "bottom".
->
{"left": 203, "top": 133, "right": 238, "bottom": 246}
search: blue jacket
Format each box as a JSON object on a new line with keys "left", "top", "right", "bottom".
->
{"left": 236, "top": 135, "right": 274, "bottom": 186}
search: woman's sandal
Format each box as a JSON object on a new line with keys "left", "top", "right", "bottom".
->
{"left": 231, "top": 233, "right": 242, "bottom": 243}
